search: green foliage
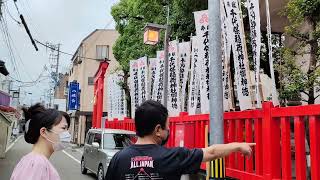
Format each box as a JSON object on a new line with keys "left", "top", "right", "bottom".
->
{"left": 279, "top": 0, "right": 320, "bottom": 104}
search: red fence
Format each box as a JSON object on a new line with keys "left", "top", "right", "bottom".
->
{"left": 105, "top": 102, "right": 320, "bottom": 180}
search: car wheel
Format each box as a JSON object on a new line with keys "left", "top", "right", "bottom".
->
{"left": 81, "top": 157, "right": 87, "bottom": 174}
{"left": 97, "top": 165, "right": 104, "bottom": 180}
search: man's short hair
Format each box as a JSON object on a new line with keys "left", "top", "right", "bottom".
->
{"left": 134, "top": 100, "right": 168, "bottom": 137}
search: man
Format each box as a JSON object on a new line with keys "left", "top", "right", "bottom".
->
{"left": 105, "top": 100, "right": 255, "bottom": 180}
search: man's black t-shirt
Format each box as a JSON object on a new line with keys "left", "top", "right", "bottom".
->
{"left": 105, "top": 144, "right": 203, "bottom": 180}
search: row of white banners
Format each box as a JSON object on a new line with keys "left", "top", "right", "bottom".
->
{"left": 109, "top": 0, "right": 279, "bottom": 118}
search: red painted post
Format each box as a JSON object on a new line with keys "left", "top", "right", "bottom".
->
{"left": 96, "top": 77, "right": 103, "bottom": 128}
{"left": 92, "top": 83, "right": 97, "bottom": 128}
{"left": 229, "top": 120, "right": 236, "bottom": 169}
{"left": 195, "top": 119, "right": 200, "bottom": 148}
{"left": 294, "top": 117, "right": 307, "bottom": 180}
{"left": 281, "top": 117, "right": 291, "bottom": 179}
{"left": 224, "top": 120, "right": 229, "bottom": 167}
{"left": 262, "top": 102, "right": 281, "bottom": 180}
{"left": 309, "top": 115, "right": 320, "bottom": 180}
{"left": 236, "top": 119, "right": 244, "bottom": 171}
{"left": 245, "top": 119, "right": 253, "bottom": 173}
{"left": 254, "top": 118, "right": 263, "bottom": 175}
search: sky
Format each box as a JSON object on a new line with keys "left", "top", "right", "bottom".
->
{"left": 0, "top": 0, "right": 118, "bottom": 105}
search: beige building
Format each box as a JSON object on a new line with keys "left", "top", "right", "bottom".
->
{"left": 53, "top": 73, "right": 69, "bottom": 111}
{"left": 68, "top": 29, "right": 119, "bottom": 145}
{"left": 54, "top": 73, "right": 69, "bottom": 99}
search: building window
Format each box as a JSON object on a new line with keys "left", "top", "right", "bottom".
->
{"left": 88, "top": 77, "right": 94, "bottom": 85}
{"left": 96, "top": 45, "right": 109, "bottom": 60}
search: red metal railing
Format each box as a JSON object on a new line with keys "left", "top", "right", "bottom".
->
{"left": 105, "top": 102, "right": 320, "bottom": 180}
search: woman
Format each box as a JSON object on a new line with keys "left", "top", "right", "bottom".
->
{"left": 10, "top": 103, "right": 71, "bottom": 180}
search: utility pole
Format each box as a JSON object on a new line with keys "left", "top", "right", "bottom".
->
{"left": 47, "top": 43, "right": 61, "bottom": 107}
{"left": 209, "top": 0, "right": 224, "bottom": 179}
{"left": 209, "top": 0, "right": 223, "bottom": 146}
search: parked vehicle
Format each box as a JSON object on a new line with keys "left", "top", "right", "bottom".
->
{"left": 81, "top": 128, "right": 136, "bottom": 180}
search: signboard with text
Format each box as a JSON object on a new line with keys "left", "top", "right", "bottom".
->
{"left": 68, "top": 82, "right": 80, "bottom": 110}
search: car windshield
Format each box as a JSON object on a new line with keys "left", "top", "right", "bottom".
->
{"left": 103, "top": 133, "right": 137, "bottom": 149}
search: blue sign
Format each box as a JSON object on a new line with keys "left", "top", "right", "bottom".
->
{"left": 68, "top": 82, "right": 80, "bottom": 110}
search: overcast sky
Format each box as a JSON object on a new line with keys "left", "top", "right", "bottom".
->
{"left": 0, "top": 0, "right": 118, "bottom": 105}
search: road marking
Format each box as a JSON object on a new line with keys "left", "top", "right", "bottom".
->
{"left": 62, "top": 150, "right": 81, "bottom": 164}
{"left": 6, "top": 135, "right": 23, "bottom": 153}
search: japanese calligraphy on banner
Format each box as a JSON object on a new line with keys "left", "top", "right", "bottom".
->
{"left": 112, "top": 75, "right": 119, "bottom": 119}
{"left": 137, "top": 57, "right": 148, "bottom": 104}
{"left": 188, "top": 36, "right": 202, "bottom": 115}
{"left": 148, "top": 58, "right": 157, "bottom": 100}
{"left": 178, "top": 42, "right": 191, "bottom": 111}
{"left": 107, "top": 74, "right": 127, "bottom": 120}
{"left": 247, "top": 0, "right": 262, "bottom": 108}
{"left": 107, "top": 76, "right": 113, "bottom": 120}
{"left": 68, "top": 82, "right": 79, "bottom": 110}
{"left": 225, "top": 0, "right": 253, "bottom": 110}
{"left": 168, "top": 40, "right": 181, "bottom": 116}
{"left": 117, "top": 74, "right": 127, "bottom": 119}
{"left": 129, "top": 60, "right": 139, "bottom": 118}
{"left": 265, "top": 0, "right": 280, "bottom": 106}
{"left": 153, "top": 51, "right": 165, "bottom": 104}
{"left": 194, "top": 10, "right": 210, "bottom": 113}
{"left": 221, "top": 4, "right": 234, "bottom": 111}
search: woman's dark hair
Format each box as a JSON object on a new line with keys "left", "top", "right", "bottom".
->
{"left": 23, "top": 103, "right": 70, "bottom": 144}
{"left": 134, "top": 100, "right": 168, "bottom": 137}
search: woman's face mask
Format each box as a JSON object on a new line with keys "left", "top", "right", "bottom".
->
{"left": 46, "top": 130, "right": 72, "bottom": 151}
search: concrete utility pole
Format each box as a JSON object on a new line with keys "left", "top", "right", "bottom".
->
{"left": 209, "top": 0, "right": 223, "bottom": 145}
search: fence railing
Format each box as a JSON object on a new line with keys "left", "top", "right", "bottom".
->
{"left": 105, "top": 102, "right": 320, "bottom": 180}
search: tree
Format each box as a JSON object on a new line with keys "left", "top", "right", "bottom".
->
{"left": 111, "top": 0, "right": 207, "bottom": 117}
{"left": 279, "top": 0, "right": 320, "bottom": 104}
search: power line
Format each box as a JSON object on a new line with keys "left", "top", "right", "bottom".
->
{"left": 35, "top": 39, "right": 110, "bottom": 61}
{"left": 4, "top": 3, "right": 20, "bottom": 25}
{"left": 0, "top": 12, "right": 22, "bottom": 80}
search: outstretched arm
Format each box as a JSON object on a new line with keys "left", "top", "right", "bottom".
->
{"left": 202, "top": 142, "right": 256, "bottom": 162}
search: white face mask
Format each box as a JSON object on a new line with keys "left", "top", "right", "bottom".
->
{"left": 46, "top": 130, "right": 72, "bottom": 151}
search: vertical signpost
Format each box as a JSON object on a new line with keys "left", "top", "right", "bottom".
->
{"left": 68, "top": 82, "right": 80, "bottom": 110}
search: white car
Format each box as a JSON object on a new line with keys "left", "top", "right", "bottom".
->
{"left": 81, "top": 128, "right": 136, "bottom": 180}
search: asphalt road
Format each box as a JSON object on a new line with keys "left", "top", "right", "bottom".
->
{"left": 0, "top": 136, "right": 96, "bottom": 180}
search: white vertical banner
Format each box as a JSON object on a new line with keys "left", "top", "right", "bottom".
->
{"left": 153, "top": 51, "right": 165, "bottom": 104}
{"left": 148, "top": 58, "right": 157, "bottom": 100}
{"left": 137, "top": 56, "right": 148, "bottom": 105}
{"left": 113, "top": 75, "right": 120, "bottom": 119}
{"left": 107, "top": 75, "right": 113, "bottom": 120}
{"left": 168, "top": 40, "right": 181, "bottom": 116}
{"left": 247, "top": 0, "right": 262, "bottom": 108}
{"left": 178, "top": 42, "right": 191, "bottom": 111}
{"left": 194, "top": 10, "right": 210, "bottom": 113}
{"left": 221, "top": 1, "right": 234, "bottom": 111}
{"left": 225, "top": 0, "right": 253, "bottom": 110}
{"left": 129, "top": 60, "right": 139, "bottom": 118}
{"left": 188, "top": 36, "right": 202, "bottom": 115}
{"left": 118, "top": 73, "right": 126, "bottom": 119}
{"left": 265, "top": 0, "right": 280, "bottom": 106}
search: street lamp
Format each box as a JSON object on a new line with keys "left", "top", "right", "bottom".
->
{"left": 143, "top": 5, "right": 170, "bottom": 107}
{"left": 143, "top": 23, "right": 165, "bottom": 45}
